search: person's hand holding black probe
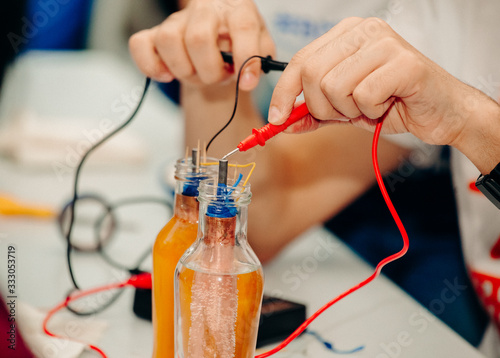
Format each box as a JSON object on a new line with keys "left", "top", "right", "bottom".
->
{"left": 268, "top": 17, "right": 500, "bottom": 175}
{"left": 128, "top": 0, "right": 275, "bottom": 91}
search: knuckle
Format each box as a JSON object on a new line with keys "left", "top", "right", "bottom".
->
{"left": 154, "top": 25, "right": 177, "bottom": 45}
{"left": 377, "top": 35, "right": 401, "bottom": 52}
{"left": 234, "top": 17, "right": 260, "bottom": 33}
{"left": 361, "top": 17, "right": 389, "bottom": 37}
{"left": 185, "top": 27, "right": 210, "bottom": 48}
{"left": 289, "top": 48, "right": 307, "bottom": 67}
{"left": 364, "top": 17, "right": 387, "bottom": 29}
{"left": 352, "top": 85, "right": 373, "bottom": 108}
{"left": 320, "top": 76, "right": 342, "bottom": 100}
{"left": 405, "top": 51, "right": 424, "bottom": 73}
{"left": 300, "top": 60, "right": 319, "bottom": 83}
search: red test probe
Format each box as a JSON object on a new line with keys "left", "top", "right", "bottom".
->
{"left": 223, "top": 102, "right": 309, "bottom": 158}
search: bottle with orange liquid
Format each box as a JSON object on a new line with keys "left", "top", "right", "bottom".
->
{"left": 152, "top": 155, "right": 215, "bottom": 358}
{"left": 174, "top": 176, "right": 264, "bottom": 358}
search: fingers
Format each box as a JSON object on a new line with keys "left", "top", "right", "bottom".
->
{"left": 129, "top": 28, "right": 174, "bottom": 82}
{"left": 228, "top": 3, "right": 273, "bottom": 91}
{"left": 319, "top": 39, "right": 391, "bottom": 119}
{"left": 268, "top": 17, "right": 365, "bottom": 125}
{"left": 184, "top": 4, "right": 226, "bottom": 83}
{"left": 154, "top": 13, "right": 196, "bottom": 81}
{"left": 269, "top": 17, "right": 418, "bottom": 133}
{"left": 129, "top": 0, "right": 274, "bottom": 89}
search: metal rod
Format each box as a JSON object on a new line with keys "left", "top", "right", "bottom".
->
{"left": 192, "top": 148, "right": 199, "bottom": 172}
{"left": 218, "top": 159, "right": 228, "bottom": 185}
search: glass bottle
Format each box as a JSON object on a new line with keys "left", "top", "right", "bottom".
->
{"left": 174, "top": 178, "right": 264, "bottom": 358}
{"left": 152, "top": 157, "right": 215, "bottom": 358}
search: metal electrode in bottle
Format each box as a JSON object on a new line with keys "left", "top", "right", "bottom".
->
{"left": 174, "top": 178, "right": 264, "bottom": 358}
{"left": 152, "top": 156, "right": 215, "bottom": 358}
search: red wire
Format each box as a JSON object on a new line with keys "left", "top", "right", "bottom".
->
{"left": 42, "top": 279, "right": 131, "bottom": 358}
{"left": 255, "top": 120, "right": 410, "bottom": 358}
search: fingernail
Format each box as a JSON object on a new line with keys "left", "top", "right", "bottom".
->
{"left": 242, "top": 70, "right": 257, "bottom": 88}
{"left": 268, "top": 106, "right": 282, "bottom": 124}
{"left": 157, "top": 73, "right": 174, "bottom": 82}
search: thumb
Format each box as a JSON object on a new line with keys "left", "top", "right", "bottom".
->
{"left": 268, "top": 62, "right": 303, "bottom": 125}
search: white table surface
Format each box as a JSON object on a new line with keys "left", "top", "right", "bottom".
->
{"left": 0, "top": 51, "right": 486, "bottom": 358}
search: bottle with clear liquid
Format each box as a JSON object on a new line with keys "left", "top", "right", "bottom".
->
{"left": 152, "top": 158, "right": 215, "bottom": 358}
{"left": 174, "top": 179, "right": 264, "bottom": 358}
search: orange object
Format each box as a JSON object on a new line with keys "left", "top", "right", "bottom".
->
{"left": 0, "top": 195, "right": 55, "bottom": 218}
{"left": 174, "top": 180, "right": 264, "bottom": 357}
{"left": 152, "top": 159, "right": 215, "bottom": 358}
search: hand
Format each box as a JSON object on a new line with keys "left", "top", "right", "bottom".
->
{"left": 268, "top": 17, "right": 491, "bottom": 148}
{"left": 129, "top": 0, "right": 275, "bottom": 91}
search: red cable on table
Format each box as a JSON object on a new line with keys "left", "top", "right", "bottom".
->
{"left": 254, "top": 117, "right": 410, "bottom": 358}
{"left": 43, "top": 273, "right": 152, "bottom": 358}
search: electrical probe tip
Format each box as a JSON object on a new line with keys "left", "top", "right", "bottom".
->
{"left": 222, "top": 148, "right": 239, "bottom": 160}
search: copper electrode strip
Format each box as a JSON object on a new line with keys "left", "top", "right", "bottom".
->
{"left": 204, "top": 215, "right": 237, "bottom": 246}
{"left": 175, "top": 194, "right": 199, "bottom": 223}
{"left": 187, "top": 214, "right": 238, "bottom": 357}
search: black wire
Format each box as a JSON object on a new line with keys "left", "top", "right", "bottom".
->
{"left": 205, "top": 55, "right": 269, "bottom": 153}
{"left": 62, "top": 195, "right": 169, "bottom": 316}
{"left": 65, "top": 287, "right": 126, "bottom": 317}
{"left": 66, "top": 77, "right": 151, "bottom": 290}
{"left": 93, "top": 196, "right": 171, "bottom": 272}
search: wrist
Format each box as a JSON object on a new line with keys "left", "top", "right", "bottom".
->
{"left": 181, "top": 80, "right": 255, "bottom": 109}
{"left": 450, "top": 91, "right": 500, "bottom": 174}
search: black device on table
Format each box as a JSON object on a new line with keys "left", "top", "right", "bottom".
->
{"left": 133, "top": 285, "right": 306, "bottom": 348}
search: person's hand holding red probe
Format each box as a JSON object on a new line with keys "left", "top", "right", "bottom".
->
{"left": 268, "top": 17, "right": 500, "bottom": 174}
